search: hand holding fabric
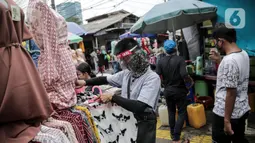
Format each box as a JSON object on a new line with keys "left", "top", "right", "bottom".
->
{"left": 100, "top": 93, "right": 113, "bottom": 103}
{"left": 75, "top": 79, "right": 86, "bottom": 88}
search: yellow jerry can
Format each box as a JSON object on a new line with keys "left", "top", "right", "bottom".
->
{"left": 187, "top": 103, "right": 206, "bottom": 129}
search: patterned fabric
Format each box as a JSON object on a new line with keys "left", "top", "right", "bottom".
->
{"left": 27, "top": 0, "right": 77, "bottom": 109}
{"left": 126, "top": 50, "right": 150, "bottom": 78}
{"left": 71, "top": 108, "right": 98, "bottom": 143}
{"left": 43, "top": 117, "right": 78, "bottom": 143}
{"left": 87, "top": 103, "right": 138, "bottom": 143}
{"left": 213, "top": 50, "right": 250, "bottom": 119}
{"left": 52, "top": 109, "right": 93, "bottom": 143}
{"left": 33, "top": 125, "right": 70, "bottom": 143}
{"left": 0, "top": 0, "right": 53, "bottom": 142}
{"left": 77, "top": 91, "right": 95, "bottom": 104}
{"left": 75, "top": 106, "right": 101, "bottom": 143}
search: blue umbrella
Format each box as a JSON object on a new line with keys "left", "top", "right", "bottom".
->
{"left": 119, "top": 32, "right": 156, "bottom": 39}
{"left": 67, "top": 22, "right": 87, "bottom": 36}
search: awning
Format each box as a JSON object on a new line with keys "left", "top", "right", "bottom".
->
{"left": 119, "top": 32, "right": 157, "bottom": 39}
{"left": 67, "top": 22, "right": 87, "bottom": 36}
{"left": 130, "top": 0, "right": 217, "bottom": 34}
{"left": 68, "top": 32, "right": 83, "bottom": 44}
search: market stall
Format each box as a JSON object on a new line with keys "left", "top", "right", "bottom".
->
{"left": 130, "top": 0, "right": 255, "bottom": 132}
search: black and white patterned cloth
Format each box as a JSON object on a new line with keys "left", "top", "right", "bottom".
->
{"left": 213, "top": 50, "right": 251, "bottom": 119}
{"left": 89, "top": 103, "right": 137, "bottom": 143}
{"left": 77, "top": 86, "right": 138, "bottom": 143}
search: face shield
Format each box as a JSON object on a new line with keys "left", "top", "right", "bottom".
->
{"left": 116, "top": 45, "right": 149, "bottom": 78}
{"left": 116, "top": 45, "right": 138, "bottom": 69}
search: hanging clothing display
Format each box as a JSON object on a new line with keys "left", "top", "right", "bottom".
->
{"left": 27, "top": 0, "right": 77, "bottom": 109}
{"left": 33, "top": 125, "right": 70, "bottom": 143}
{"left": 43, "top": 117, "right": 79, "bottom": 143}
{"left": 75, "top": 85, "right": 138, "bottom": 143}
{"left": 88, "top": 103, "right": 138, "bottom": 143}
{"left": 71, "top": 108, "right": 99, "bottom": 143}
{"left": 75, "top": 106, "right": 101, "bottom": 143}
{"left": 52, "top": 109, "right": 94, "bottom": 143}
{"left": 0, "top": 0, "right": 53, "bottom": 142}
{"left": 177, "top": 39, "right": 190, "bottom": 61}
{"left": 182, "top": 25, "right": 200, "bottom": 61}
{"left": 76, "top": 86, "right": 137, "bottom": 143}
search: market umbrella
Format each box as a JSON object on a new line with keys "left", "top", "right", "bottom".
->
{"left": 119, "top": 32, "right": 157, "bottom": 39}
{"left": 130, "top": 0, "right": 217, "bottom": 34}
{"left": 68, "top": 32, "right": 83, "bottom": 44}
{"left": 67, "top": 22, "right": 87, "bottom": 36}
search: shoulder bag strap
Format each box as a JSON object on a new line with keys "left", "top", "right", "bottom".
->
{"left": 127, "top": 76, "right": 131, "bottom": 99}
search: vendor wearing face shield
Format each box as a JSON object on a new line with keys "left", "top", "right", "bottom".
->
{"left": 76, "top": 38, "right": 161, "bottom": 143}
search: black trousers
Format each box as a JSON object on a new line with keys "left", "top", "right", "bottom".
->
{"left": 212, "top": 112, "right": 249, "bottom": 143}
{"left": 165, "top": 94, "right": 187, "bottom": 141}
{"left": 134, "top": 111, "right": 157, "bottom": 143}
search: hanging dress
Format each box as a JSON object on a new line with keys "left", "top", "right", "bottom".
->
{"left": 27, "top": 0, "right": 77, "bottom": 109}
{"left": 0, "top": 0, "right": 53, "bottom": 142}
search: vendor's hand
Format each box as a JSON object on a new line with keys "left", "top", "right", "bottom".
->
{"left": 100, "top": 93, "right": 113, "bottom": 103}
{"left": 209, "top": 49, "right": 221, "bottom": 64}
{"left": 224, "top": 121, "right": 234, "bottom": 136}
{"left": 75, "top": 80, "right": 86, "bottom": 87}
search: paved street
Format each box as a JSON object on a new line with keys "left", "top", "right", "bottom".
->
{"left": 156, "top": 111, "right": 255, "bottom": 143}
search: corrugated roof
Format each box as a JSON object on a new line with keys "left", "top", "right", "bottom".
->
{"left": 83, "top": 13, "right": 131, "bottom": 34}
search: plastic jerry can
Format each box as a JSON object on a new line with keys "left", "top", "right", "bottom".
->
{"left": 158, "top": 105, "right": 186, "bottom": 128}
{"left": 194, "top": 80, "right": 208, "bottom": 97}
{"left": 158, "top": 105, "right": 169, "bottom": 126}
{"left": 187, "top": 103, "right": 206, "bottom": 129}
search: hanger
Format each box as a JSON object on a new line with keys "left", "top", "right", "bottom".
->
{"left": 86, "top": 86, "right": 103, "bottom": 104}
{"left": 92, "top": 86, "right": 103, "bottom": 95}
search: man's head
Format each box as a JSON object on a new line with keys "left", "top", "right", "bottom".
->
{"left": 115, "top": 38, "right": 149, "bottom": 78}
{"left": 164, "top": 40, "right": 176, "bottom": 54}
{"left": 213, "top": 23, "right": 237, "bottom": 54}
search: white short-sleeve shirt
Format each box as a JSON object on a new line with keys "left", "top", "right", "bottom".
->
{"left": 213, "top": 50, "right": 250, "bottom": 119}
{"left": 107, "top": 69, "right": 161, "bottom": 110}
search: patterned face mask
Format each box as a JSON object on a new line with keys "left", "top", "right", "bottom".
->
{"left": 122, "top": 50, "right": 149, "bottom": 78}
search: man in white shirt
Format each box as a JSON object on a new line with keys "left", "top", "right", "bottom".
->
{"left": 210, "top": 24, "right": 250, "bottom": 143}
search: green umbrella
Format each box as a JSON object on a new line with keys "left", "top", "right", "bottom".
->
{"left": 68, "top": 32, "right": 83, "bottom": 44}
{"left": 130, "top": 0, "right": 217, "bottom": 34}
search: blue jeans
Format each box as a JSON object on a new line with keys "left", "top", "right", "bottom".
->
{"left": 164, "top": 94, "right": 187, "bottom": 141}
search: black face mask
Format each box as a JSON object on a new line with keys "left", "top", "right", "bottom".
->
{"left": 216, "top": 40, "right": 226, "bottom": 55}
